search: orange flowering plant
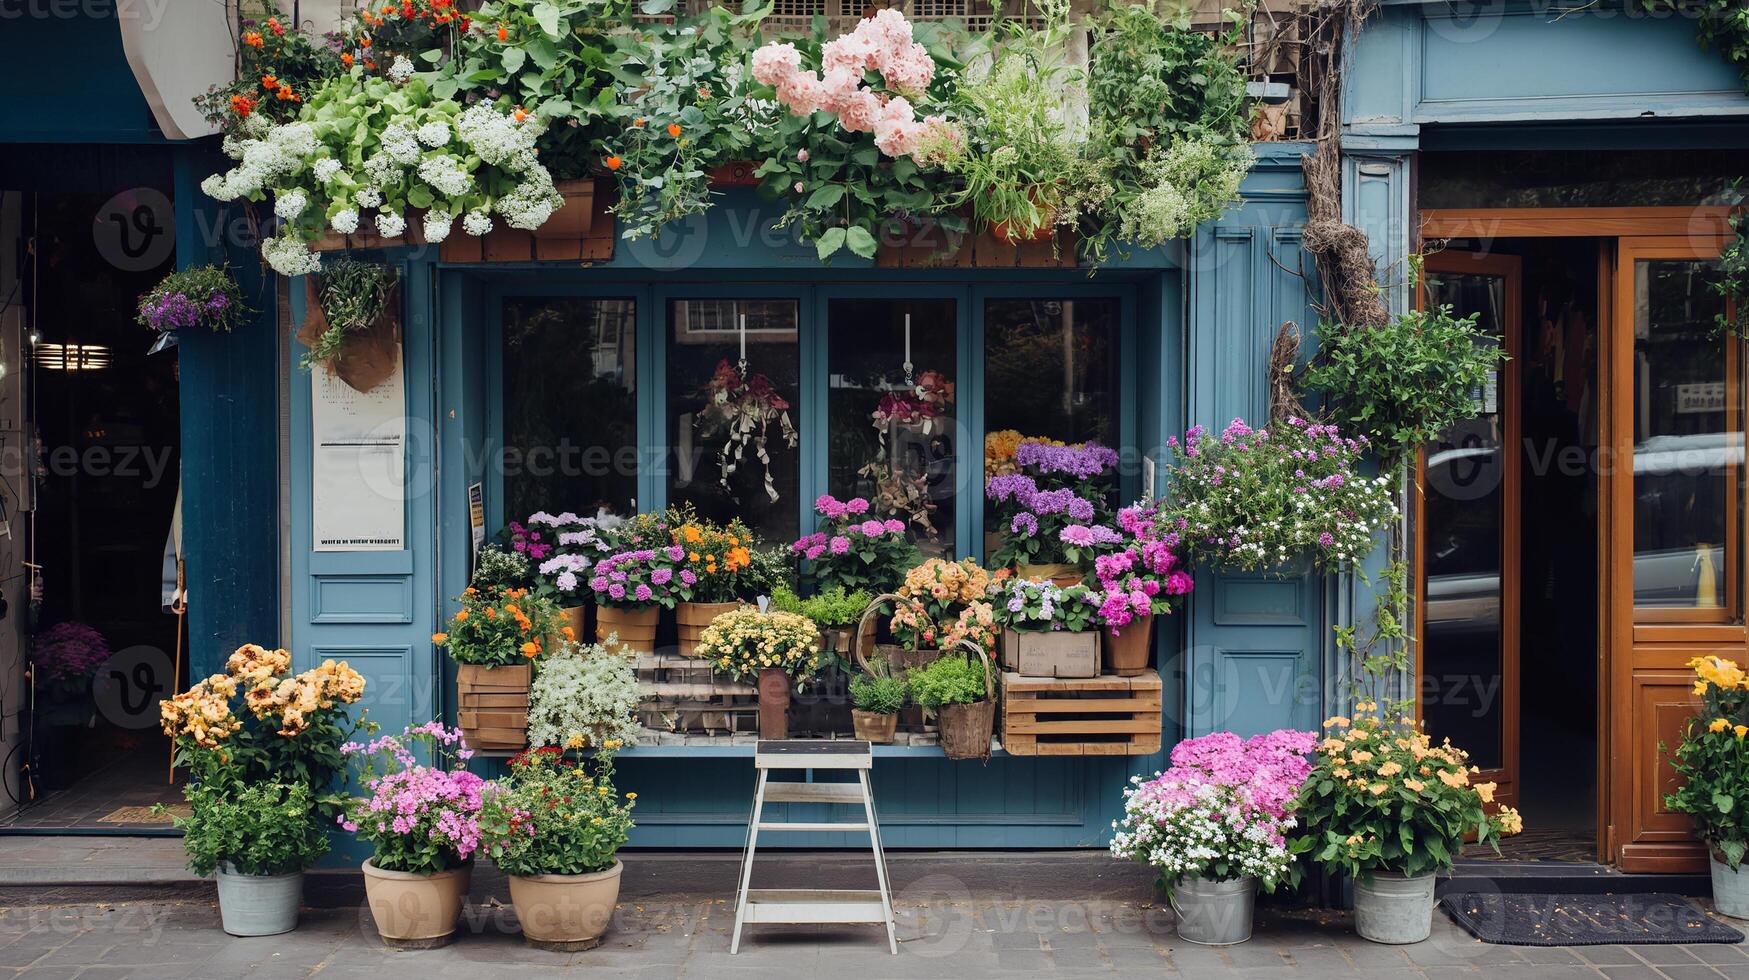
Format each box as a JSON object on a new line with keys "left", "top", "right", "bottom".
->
{"left": 1664, "top": 656, "right": 1749, "bottom": 868}
{"left": 887, "top": 558, "right": 999, "bottom": 653}
{"left": 432, "top": 586, "right": 569, "bottom": 667}
{"left": 1290, "top": 703, "right": 1523, "bottom": 882}
{"left": 159, "top": 644, "right": 370, "bottom": 806}
{"left": 194, "top": 4, "right": 340, "bottom": 139}
{"left": 669, "top": 513, "right": 756, "bottom": 604}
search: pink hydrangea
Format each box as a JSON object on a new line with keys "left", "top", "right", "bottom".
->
{"left": 837, "top": 91, "right": 882, "bottom": 133}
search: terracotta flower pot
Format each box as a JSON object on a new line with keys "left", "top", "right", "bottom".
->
{"left": 361, "top": 859, "right": 472, "bottom": 948}
{"left": 564, "top": 604, "right": 588, "bottom": 644}
{"left": 507, "top": 860, "right": 623, "bottom": 951}
{"left": 852, "top": 709, "right": 898, "bottom": 743}
{"left": 1102, "top": 613, "right": 1155, "bottom": 677}
{"left": 676, "top": 600, "right": 743, "bottom": 657}
{"left": 596, "top": 604, "right": 660, "bottom": 653}
{"left": 939, "top": 700, "right": 994, "bottom": 760}
{"left": 757, "top": 667, "right": 792, "bottom": 740}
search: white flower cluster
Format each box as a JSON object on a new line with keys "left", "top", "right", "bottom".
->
{"left": 200, "top": 122, "right": 319, "bottom": 202}
{"left": 387, "top": 55, "right": 415, "bottom": 84}
{"left": 1108, "top": 777, "right": 1295, "bottom": 886}
{"left": 526, "top": 641, "right": 641, "bottom": 750}
{"left": 417, "top": 155, "right": 474, "bottom": 198}
{"left": 260, "top": 236, "right": 322, "bottom": 277}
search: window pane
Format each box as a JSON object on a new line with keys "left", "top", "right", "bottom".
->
{"left": 827, "top": 299, "right": 958, "bottom": 556}
{"left": 501, "top": 298, "right": 638, "bottom": 523}
{"left": 666, "top": 299, "right": 801, "bottom": 542}
{"left": 983, "top": 298, "right": 1122, "bottom": 556}
{"left": 1421, "top": 270, "right": 1507, "bottom": 771}
{"left": 1632, "top": 259, "right": 1735, "bottom": 609}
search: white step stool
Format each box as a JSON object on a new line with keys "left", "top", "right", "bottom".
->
{"left": 731, "top": 739, "right": 897, "bottom": 954}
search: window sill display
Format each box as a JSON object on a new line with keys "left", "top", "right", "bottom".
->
{"left": 694, "top": 607, "right": 823, "bottom": 740}
{"left": 1665, "top": 655, "right": 1749, "bottom": 920}
{"left": 1110, "top": 730, "right": 1316, "bottom": 946}
{"left": 342, "top": 723, "right": 485, "bottom": 948}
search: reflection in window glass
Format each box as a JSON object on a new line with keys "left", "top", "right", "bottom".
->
{"left": 1421, "top": 270, "right": 1507, "bottom": 771}
{"left": 501, "top": 298, "right": 638, "bottom": 523}
{"left": 827, "top": 300, "right": 958, "bottom": 555}
{"left": 983, "top": 298, "right": 1121, "bottom": 555}
{"left": 1632, "top": 259, "right": 1734, "bottom": 609}
{"left": 666, "top": 299, "right": 801, "bottom": 543}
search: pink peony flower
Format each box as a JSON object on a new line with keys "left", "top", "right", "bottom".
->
{"left": 751, "top": 42, "right": 803, "bottom": 87}
{"left": 837, "top": 91, "right": 882, "bottom": 133}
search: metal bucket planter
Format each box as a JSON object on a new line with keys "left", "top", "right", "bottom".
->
{"left": 1712, "top": 854, "right": 1749, "bottom": 920}
{"left": 1170, "top": 875, "right": 1255, "bottom": 946}
{"left": 214, "top": 865, "right": 303, "bottom": 937}
{"left": 1353, "top": 871, "right": 1436, "bottom": 944}
{"left": 508, "top": 860, "right": 624, "bottom": 951}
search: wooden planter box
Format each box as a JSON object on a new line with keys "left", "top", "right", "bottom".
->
{"left": 439, "top": 178, "right": 615, "bottom": 264}
{"left": 999, "top": 628, "right": 1101, "bottom": 679}
{"left": 999, "top": 672, "right": 1162, "bottom": 757}
{"left": 456, "top": 663, "right": 532, "bottom": 751}
{"left": 635, "top": 651, "right": 757, "bottom": 734}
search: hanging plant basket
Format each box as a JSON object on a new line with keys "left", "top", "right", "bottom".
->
{"left": 295, "top": 264, "right": 401, "bottom": 394}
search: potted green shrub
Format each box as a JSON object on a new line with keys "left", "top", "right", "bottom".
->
{"left": 168, "top": 781, "right": 329, "bottom": 937}
{"left": 849, "top": 668, "right": 908, "bottom": 744}
{"left": 479, "top": 746, "right": 636, "bottom": 950}
{"left": 1665, "top": 655, "right": 1749, "bottom": 920}
{"left": 909, "top": 649, "right": 995, "bottom": 761}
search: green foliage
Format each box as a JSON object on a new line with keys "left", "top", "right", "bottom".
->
{"left": 169, "top": 781, "right": 329, "bottom": 878}
{"left": 479, "top": 748, "right": 636, "bottom": 876}
{"left": 1664, "top": 656, "right": 1749, "bottom": 867}
{"left": 1333, "top": 560, "right": 1414, "bottom": 717}
{"left": 752, "top": 19, "right": 973, "bottom": 262}
{"left": 602, "top": 0, "right": 773, "bottom": 239}
{"left": 769, "top": 585, "right": 872, "bottom": 628}
{"left": 1715, "top": 187, "right": 1747, "bottom": 341}
{"left": 136, "top": 265, "right": 251, "bottom": 335}
{"left": 908, "top": 653, "right": 990, "bottom": 709}
{"left": 850, "top": 671, "right": 909, "bottom": 714}
{"left": 472, "top": 544, "right": 537, "bottom": 593}
{"left": 304, "top": 259, "right": 397, "bottom": 370}
{"left": 738, "top": 546, "right": 798, "bottom": 600}
{"left": 453, "top": 0, "right": 625, "bottom": 180}
{"left": 1301, "top": 274, "right": 1508, "bottom": 469}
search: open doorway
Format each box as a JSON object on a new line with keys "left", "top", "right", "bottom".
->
{"left": 1422, "top": 238, "right": 1602, "bottom": 863}
{"left": 2, "top": 190, "right": 184, "bottom": 831}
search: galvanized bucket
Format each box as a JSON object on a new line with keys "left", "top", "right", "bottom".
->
{"left": 1353, "top": 871, "right": 1435, "bottom": 944}
{"left": 1170, "top": 875, "right": 1255, "bottom": 945}
{"left": 215, "top": 865, "right": 303, "bottom": 937}
{"left": 1711, "top": 856, "right": 1749, "bottom": 920}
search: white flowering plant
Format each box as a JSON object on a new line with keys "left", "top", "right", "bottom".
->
{"left": 526, "top": 639, "right": 641, "bottom": 750}
{"left": 202, "top": 69, "right": 562, "bottom": 275}
{"left": 1161, "top": 416, "right": 1397, "bottom": 573}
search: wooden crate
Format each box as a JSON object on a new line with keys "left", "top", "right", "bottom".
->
{"left": 456, "top": 664, "right": 531, "bottom": 751}
{"left": 636, "top": 652, "right": 758, "bottom": 734}
{"left": 999, "top": 672, "right": 1163, "bottom": 757}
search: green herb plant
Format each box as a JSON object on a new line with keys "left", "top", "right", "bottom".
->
{"left": 305, "top": 259, "right": 398, "bottom": 369}
{"left": 908, "top": 652, "right": 991, "bottom": 709}
{"left": 167, "top": 781, "right": 330, "bottom": 878}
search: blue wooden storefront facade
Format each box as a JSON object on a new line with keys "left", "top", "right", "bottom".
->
{"left": 10, "top": 1, "right": 1745, "bottom": 851}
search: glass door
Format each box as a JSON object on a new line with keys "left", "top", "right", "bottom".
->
{"left": 1419, "top": 251, "right": 1522, "bottom": 807}
{"left": 1608, "top": 235, "right": 1741, "bottom": 870}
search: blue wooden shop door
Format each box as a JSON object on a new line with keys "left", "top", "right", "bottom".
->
{"left": 288, "top": 258, "right": 439, "bottom": 749}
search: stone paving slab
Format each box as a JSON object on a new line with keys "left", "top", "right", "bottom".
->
{"left": 0, "top": 892, "right": 1743, "bottom": 980}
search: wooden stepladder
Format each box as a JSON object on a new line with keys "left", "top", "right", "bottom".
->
{"left": 731, "top": 740, "right": 897, "bottom": 955}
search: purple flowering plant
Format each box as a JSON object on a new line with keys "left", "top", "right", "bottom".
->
{"left": 792, "top": 494, "right": 920, "bottom": 595}
{"left": 526, "top": 511, "right": 621, "bottom": 603}
{"left": 339, "top": 722, "right": 489, "bottom": 876}
{"left": 1110, "top": 729, "right": 1318, "bottom": 892}
{"left": 993, "top": 578, "right": 1102, "bottom": 633}
{"left": 588, "top": 546, "right": 686, "bottom": 609}
{"left": 1087, "top": 503, "right": 1195, "bottom": 633}
{"left": 135, "top": 266, "right": 248, "bottom": 338}
{"left": 29, "top": 622, "right": 112, "bottom": 700}
{"left": 987, "top": 441, "right": 1122, "bottom": 569}
{"left": 1161, "top": 417, "right": 1396, "bottom": 573}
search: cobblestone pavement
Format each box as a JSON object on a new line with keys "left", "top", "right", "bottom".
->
{"left": 0, "top": 891, "right": 1746, "bottom": 980}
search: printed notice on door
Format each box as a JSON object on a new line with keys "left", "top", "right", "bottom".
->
{"left": 311, "top": 355, "right": 406, "bottom": 551}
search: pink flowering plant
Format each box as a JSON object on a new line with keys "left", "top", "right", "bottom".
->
{"left": 986, "top": 441, "right": 1121, "bottom": 569}
{"left": 527, "top": 511, "right": 621, "bottom": 603}
{"left": 750, "top": 10, "right": 973, "bottom": 261}
{"left": 1089, "top": 502, "right": 1195, "bottom": 633}
{"left": 1109, "top": 729, "right": 1318, "bottom": 892}
{"left": 793, "top": 494, "right": 920, "bottom": 595}
{"left": 477, "top": 746, "right": 636, "bottom": 877}
{"left": 1161, "top": 417, "right": 1396, "bottom": 573}
{"left": 588, "top": 545, "right": 687, "bottom": 610}
{"left": 339, "top": 723, "right": 488, "bottom": 876}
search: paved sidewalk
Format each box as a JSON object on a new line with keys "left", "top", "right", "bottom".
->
{"left": 0, "top": 888, "right": 1746, "bottom": 980}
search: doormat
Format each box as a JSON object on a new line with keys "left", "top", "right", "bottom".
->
{"left": 1442, "top": 892, "right": 1746, "bottom": 946}
{"left": 97, "top": 805, "right": 188, "bottom": 825}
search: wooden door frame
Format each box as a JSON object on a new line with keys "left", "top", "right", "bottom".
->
{"left": 1415, "top": 249, "right": 1523, "bottom": 809}
{"left": 1418, "top": 206, "right": 1738, "bottom": 867}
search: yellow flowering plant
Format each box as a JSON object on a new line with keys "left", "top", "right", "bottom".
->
{"left": 1665, "top": 656, "right": 1749, "bottom": 868}
{"left": 1290, "top": 702, "right": 1523, "bottom": 882}
{"left": 886, "top": 558, "right": 999, "bottom": 653}
{"left": 431, "top": 586, "right": 569, "bottom": 667}
{"left": 695, "top": 607, "right": 821, "bottom": 683}
{"left": 159, "top": 644, "right": 370, "bottom": 810}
